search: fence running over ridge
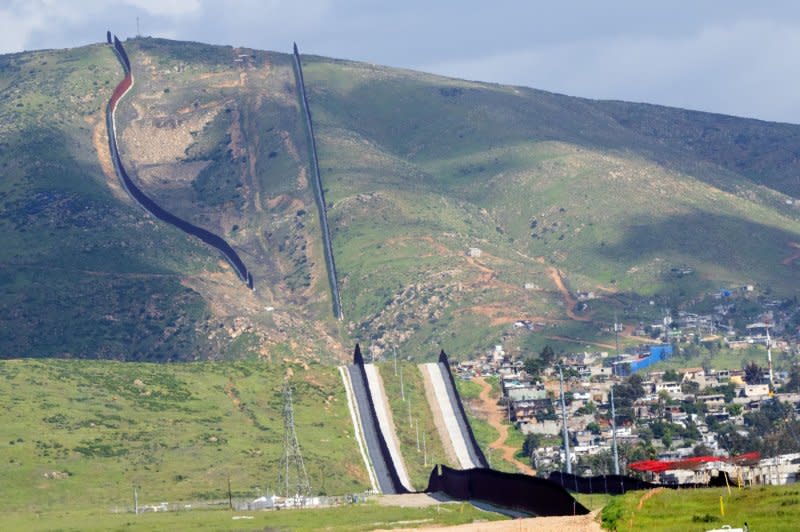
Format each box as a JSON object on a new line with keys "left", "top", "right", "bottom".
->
{"left": 105, "top": 32, "right": 253, "bottom": 289}
{"left": 425, "top": 465, "right": 589, "bottom": 517}
{"left": 291, "top": 43, "right": 343, "bottom": 320}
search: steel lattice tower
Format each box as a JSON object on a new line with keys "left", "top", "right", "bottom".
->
{"left": 278, "top": 380, "right": 310, "bottom": 498}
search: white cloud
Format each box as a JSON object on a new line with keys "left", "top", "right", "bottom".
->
{"left": 418, "top": 19, "right": 800, "bottom": 123}
{"left": 122, "top": 0, "right": 201, "bottom": 17}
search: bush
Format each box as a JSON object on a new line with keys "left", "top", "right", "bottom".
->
{"left": 601, "top": 497, "right": 625, "bottom": 530}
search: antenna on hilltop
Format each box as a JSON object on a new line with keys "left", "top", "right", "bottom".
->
{"left": 278, "top": 379, "right": 310, "bottom": 500}
{"left": 136, "top": 16, "right": 140, "bottom": 37}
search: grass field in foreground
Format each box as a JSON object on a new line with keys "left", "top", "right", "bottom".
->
{"left": 0, "top": 499, "right": 505, "bottom": 532}
{"left": 601, "top": 484, "right": 799, "bottom": 531}
{"left": 0, "top": 359, "right": 370, "bottom": 514}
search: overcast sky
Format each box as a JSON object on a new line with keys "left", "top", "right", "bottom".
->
{"left": 3, "top": 1, "right": 800, "bottom": 123}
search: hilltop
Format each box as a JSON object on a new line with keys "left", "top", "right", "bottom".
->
{"left": 0, "top": 36, "right": 798, "bottom": 362}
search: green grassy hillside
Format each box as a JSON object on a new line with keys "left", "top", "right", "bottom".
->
{"left": 1, "top": 37, "right": 799, "bottom": 362}
{"left": 0, "top": 359, "right": 369, "bottom": 513}
{"left": 301, "top": 54, "right": 800, "bottom": 357}
{"left": 601, "top": 484, "right": 799, "bottom": 531}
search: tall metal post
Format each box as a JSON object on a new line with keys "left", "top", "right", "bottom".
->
{"left": 558, "top": 365, "right": 572, "bottom": 474}
{"left": 767, "top": 328, "right": 775, "bottom": 394}
{"left": 611, "top": 385, "right": 620, "bottom": 475}
{"left": 612, "top": 315, "right": 621, "bottom": 476}
{"left": 278, "top": 380, "right": 310, "bottom": 499}
{"left": 408, "top": 392, "right": 413, "bottom": 427}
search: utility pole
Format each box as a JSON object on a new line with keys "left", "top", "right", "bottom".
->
{"left": 228, "top": 476, "right": 233, "bottom": 510}
{"left": 133, "top": 486, "right": 138, "bottom": 515}
{"left": 611, "top": 385, "right": 620, "bottom": 475}
{"left": 136, "top": 16, "right": 140, "bottom": 37}
{"left": 612, "top": 314, "right": 621, "bottom": 476}
{"left": 393, "top": 346, "right": 398, "bottom": 376}
{"left": 408, "top": 392, "right": 413, "bottom": 427}
{"left": 767, "top": 327, "right": 775, "bottom": 395}
{"left": 558, "top": 365, "right": 572, "bottom": 474}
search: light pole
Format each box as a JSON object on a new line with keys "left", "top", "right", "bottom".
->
{"left": 558, "top": 365, "right": 572, "bottom": 474}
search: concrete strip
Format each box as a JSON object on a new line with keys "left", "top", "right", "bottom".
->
{"left": 422, "top": 363, "right": 476, "bottom": 469}
{"left": 364, "top": 364, "right": 414, "bottom": 491}
{"left": 339, "top": 366, "right": 378, "bottom": 493}
{"left": 419, "top": 364, "right": 459, "bottom": 467}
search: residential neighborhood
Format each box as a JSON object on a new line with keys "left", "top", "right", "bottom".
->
{"left": 455, "top": 292, "right": 800, "bottom": 486}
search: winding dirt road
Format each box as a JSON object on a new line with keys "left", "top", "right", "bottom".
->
{"left": 473, "top": 377, "right": 535, "bottom": 475}
{"left": 547, "top": 267, "right": 591, "bottom": 322}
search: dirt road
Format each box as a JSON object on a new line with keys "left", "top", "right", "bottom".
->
{"left": 376, "top": 512, "right": 602, "bottom": 531}
{"left": 547, "top": 267, "right": 592, "bottom": 322}
{"left": 473, "top": 377, "right": 535, "bottom": 475}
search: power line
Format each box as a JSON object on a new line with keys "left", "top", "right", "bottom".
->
{"left": 278, "top": 379, "right": 310, "bottom": 499}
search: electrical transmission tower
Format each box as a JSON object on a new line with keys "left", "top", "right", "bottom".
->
{"left": 278, "top": 379, "right": 310, "bottom": 499}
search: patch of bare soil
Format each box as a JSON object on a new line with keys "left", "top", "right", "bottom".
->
{"left": 544, "top": 336, "right": 617, "bottom": 350}
{"left": 136, "top": 160, "right": 211, "bottom": 188}
{"left": 122, "top": 100, "right": 222, "bottom": 166}
{"left": 89, "top": 114, "right": 129, "bottom": 202}
{"left": 224, "top": 380, "right": 241, "bottom": 408}
{"left": 376, "top": 512, "right": 601, "bottom": 532}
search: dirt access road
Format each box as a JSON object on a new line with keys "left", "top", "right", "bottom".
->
{"left": 377, "top": 512, "right": 601, "bottom": 531}
{"left": 473, "top": 377, "right": 535, "bottom": 475}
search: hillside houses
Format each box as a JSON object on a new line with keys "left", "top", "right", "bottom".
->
{"left": 456, "top": 337, "right": 800, "bottom": 484}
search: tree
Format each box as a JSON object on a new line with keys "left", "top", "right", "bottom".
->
{"left": 522, "top": 433, "right": 541, "bottom": 460}
{"left": 782, "top": 365, "right": 800, "bottom": 394}
{"left": 693, "top": 443, "right": 713, "bottom": 457}
{"left": 539, "top": 345, "right": 556, "bottom": 367}
{"left": 717, "top": 423, "right": 759, "bottom": 455}
{"left": 743, "top": 361, "right": 763, "bottom": 385}
{"left": 613, "top": 374, "right": 646, "bottom": 408}
{"left": 681, "top": 381, "right": 700, "bottom": 395}
{"left": 523, "top": 357, "right": 542, "bottom": 379}
{"left": 663, "top": 369, "right": 682, "bottom": 382}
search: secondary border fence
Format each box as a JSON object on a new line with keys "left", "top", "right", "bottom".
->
{"left": 425, "top": 465, "right": 590, "bottom": 516}
{"left": 548, "top": 471, "right": 660, "bottom": 495}
{"left": 105, "top": 32, "right": 253, "bottom": 290}
{"left": 292, "top": 43, "right": 343, "bottom": 320}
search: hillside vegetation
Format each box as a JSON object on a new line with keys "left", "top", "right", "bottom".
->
{"left": 0, "top": 359, "right": 369, "bottom": 512}
{"left": 1, "top": 38, "right": 798, "bottom": 361}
